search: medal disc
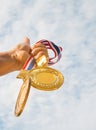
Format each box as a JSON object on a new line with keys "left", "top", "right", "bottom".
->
{"left": 29, "top": 67, "right": 64, "bottom": 91}
{"left": 14, "top": 78, "right": 31, "bottom": 116}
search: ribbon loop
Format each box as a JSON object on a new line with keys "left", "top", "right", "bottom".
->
{"left": 22, "top": 39, "right": 62, "bottom": 70}
{"left": 37, "top": 40, "right": 62, "bottom": 66}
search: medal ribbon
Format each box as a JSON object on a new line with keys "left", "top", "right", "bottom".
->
{"left": 22, "top": 39, "right": 62, "bottom": 70}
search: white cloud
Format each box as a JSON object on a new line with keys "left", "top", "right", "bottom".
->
{"left": 0, "top": 0, "right": 96, "bottom": 130}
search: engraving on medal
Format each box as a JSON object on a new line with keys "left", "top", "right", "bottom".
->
{"left": 29, "top": 67, "right": 64, "bottom": 91}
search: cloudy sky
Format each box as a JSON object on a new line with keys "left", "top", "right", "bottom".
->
{"left": 0, "top": 0, "right": 96, "bottom": 130}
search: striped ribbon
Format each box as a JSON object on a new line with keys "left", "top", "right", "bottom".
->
{"left": 22, "top": 39, "right": 62, "bottom": 70}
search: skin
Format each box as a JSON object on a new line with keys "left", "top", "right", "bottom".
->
{"left": 0, "top": 37, "right": 49, "bottom": 76}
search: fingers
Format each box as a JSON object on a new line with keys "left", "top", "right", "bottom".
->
{"left": 31, "top": 42, "right": 49, "bottom": 61}
{"left": 16, "top": 39, "right": 49, "bottom": 63}
{"left": 31, "top": 42, "right": 46, "bottom": 50}
{"left": 32, "top": 46, "right": 47, "bottom": 56}
{"left": 32, "top": 48, "right": 48, "bottom": 59}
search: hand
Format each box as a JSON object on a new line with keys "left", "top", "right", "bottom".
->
{"left": 0, "top": 37, "right": 49, "bottom": 76}
{"left": 12, "top": 37, "right": 49, "bottom": 70}
{"left": 31, "top": 41, "right": 49, "bottom": 61}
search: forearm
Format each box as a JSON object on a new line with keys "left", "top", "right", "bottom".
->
{"left": 0, "top": 51, "right": 18, "bottom": 76}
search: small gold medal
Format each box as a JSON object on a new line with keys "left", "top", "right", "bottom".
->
{"left": 14, "top": 77, "right": 31, "bottom": 116}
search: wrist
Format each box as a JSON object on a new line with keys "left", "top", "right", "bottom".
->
{"left": 0, "top": 50, "right": 19, "bottom": 75}
{"left": 9, "top": 50, "right": 20, "bottom": 71}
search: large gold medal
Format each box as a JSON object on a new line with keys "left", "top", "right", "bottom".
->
{"left": 17, "top": 66, "right": 64, "bottom": 91}
{"left": 30, "top": 67, "right": 64, "bottom": 90}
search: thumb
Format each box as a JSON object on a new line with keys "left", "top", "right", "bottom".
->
{"left": 23, "top": 37, "right": 30, "bottom": 45}
{"left": 21, "top": 37, "right": 31, "bottom": 53}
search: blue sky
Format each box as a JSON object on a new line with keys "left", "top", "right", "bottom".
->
{"left": 0, "top": 0, "right": 96, "bottom": 130}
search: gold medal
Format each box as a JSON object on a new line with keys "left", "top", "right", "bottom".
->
{"left": 14, "top": 44, "right": 64, "bottom": 116}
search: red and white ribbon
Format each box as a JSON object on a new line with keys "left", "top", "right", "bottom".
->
{"left": 22, "top": 39, "right": 62, "bottom": 70}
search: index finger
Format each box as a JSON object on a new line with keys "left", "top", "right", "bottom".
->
{"left": 31, "top": 42, "right": 47, "bottom": 50}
